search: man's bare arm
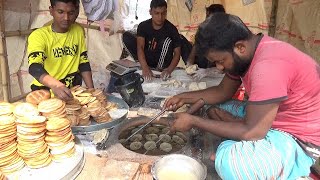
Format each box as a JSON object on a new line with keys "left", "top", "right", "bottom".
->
{"left": 191, "top": 102, "right": 279, "bottom": 140}
{"left": 137, "top": 36, "right": 153, "bottom": 79}
{"left": 39, "top": 74, "right": 73, "bottom": 101}
{"left": 81, "top": 71, "right": 94, "bottom": 88}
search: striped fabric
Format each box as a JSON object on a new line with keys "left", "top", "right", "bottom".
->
{"left": 157, "top": 37, "right": 172, "bottom": 69}
{"left": 213, "top": 100, "right": 315, "bottom": 180}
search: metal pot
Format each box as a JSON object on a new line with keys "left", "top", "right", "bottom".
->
{"left": 151, "top": 154, "right": 207, "bottom": 180}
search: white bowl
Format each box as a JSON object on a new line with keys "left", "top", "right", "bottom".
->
{"left": 151, "top": 154, "right": 207, "bottom": 180}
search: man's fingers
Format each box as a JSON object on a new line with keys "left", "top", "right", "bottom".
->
{"left": 64, "top": 88, "right": 73, "bottom": 98}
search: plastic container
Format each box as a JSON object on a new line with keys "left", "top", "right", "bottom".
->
{"left": 114, "top": 72, "right": 145, "bottom": 107}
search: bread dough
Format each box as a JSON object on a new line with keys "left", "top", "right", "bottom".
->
{"left": 131, "top": 127, "right": 143, "bottom": 134}
{"left": 145, "top": 126, "right": 160, "bottom": 134}
{"left": 130, "top": 134, "right": 143, "bottom": 142}
{"left": 189, "top": 82, "right": 199, "bottom": 91}
{"left": 145, "top": 133, "right": 159, "bottom": 141}
{"left": 159, "top": 142, "right": 173, "bottom": 152}
{"left": 161, "top": 79, "right": 184, "bottom": 88}
{"left": 175, "top": 132, "right": 188, "bottom": 141}
{"left": 161, "top": 127, "right": 170, "bottom": 134}
{"left": 137, "top": 108, "right": 160, "bottom": 117}
{"left": 159, "top": 134, "right": 171, "bottom": 143}
{"left": 144, "top": 141, "right": 157, "bottom": 151}
{"left": 172, "top": 135, "right": 185, "bottom": 145}
{"left": 185, "top": 64, "right": 198, "bottom": 75}
{"left": 130, "top": 141, "right": 142, "bottom": 151}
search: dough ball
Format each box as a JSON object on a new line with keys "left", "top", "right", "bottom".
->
{"left": 144, "top": 141, "right": 157, "bottom": 151}
{"left": 129, "top": 141, "right": 142, "bottom": 151}
{"left": 130, "top": 134, "right": 143, "bottom": 142}
{"left": 146, "top": 126, "right": 160, "bottom": 134}
{"left": 185, "top": 64, "right": 198, "bottom": 75}
{"left": 172, "top": 135, "right": 185, "bottom": 145}
{"left": 153, "top": 124, "right": 166, "bottom": 129}
{"left": 175, "top": 132, "right": 188, "bottom": 141}
{"left": 189, "top": 82, "right": 199, "bottom": 91}
{"left": 159, "top": 134, "right": 171, "bottom": 143}
{"left": 131, "top": 127, "right": 144, "bottom": 134}
{"left": 145, "top": 133, "right": 159, "bottom": 141}
{"left": 160, "top": 142, "right": 173, "bottom": 153}
{"left": 161, "top": 127, "right": 170, "bottom": 134}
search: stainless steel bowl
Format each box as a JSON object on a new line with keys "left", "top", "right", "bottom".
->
{"left": 151, "top": 154, "right": 207, "bottom": 180}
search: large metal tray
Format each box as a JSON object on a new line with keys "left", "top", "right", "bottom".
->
{"left": 71, "top": 95, "right": 129, "bottom": 134}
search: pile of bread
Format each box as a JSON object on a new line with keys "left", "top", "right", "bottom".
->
{"left": 66, "top": 86, "right": 117, "bottom": 126}
{"left": 0, "top": 101, "right": 76, "bottom": 175}
{"left": 0, "top": 103, "right": 25, "bottom": 175}
{"left": 25, "top": 86, "right": 117, "bottom": 127}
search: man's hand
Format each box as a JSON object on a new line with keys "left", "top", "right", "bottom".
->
{"left": 160, "top": 68, "right": 172, "bottom": 80}
{"left": 169, "top": 112, "right": 195, "bottom": 132}
{"left": 163, "top": 96, "right": 185, "bottom": 112}
{"left": 51, "top": 83, "right": 73, "bottom": 101}
{"left": 142, "top": 67, "right": 154, "bottom": 81}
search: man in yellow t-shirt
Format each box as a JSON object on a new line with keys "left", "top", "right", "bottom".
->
{"left": 28, "top": 0, "right": 93, "bottom": 101}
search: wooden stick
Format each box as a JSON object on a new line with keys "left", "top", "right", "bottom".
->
{"left": 9, "top": 93, "right": 28, "bottom": 103}
{"left": 3, "top": 22, "right": 124, "bottom": 37}
{"left": 268, "top": 0, "right": 279, "bottom": 37}
{"left": 0, "top": 0, "right": 10, "bottom": 102}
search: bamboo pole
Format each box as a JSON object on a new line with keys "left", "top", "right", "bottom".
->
{"left": 3, "top": 22, "right": 125, "bottom": 38}
{"left": 0, "top": 0, "right": 10, "bottom": 102}
{"left": 268, "top": 0, "right": 279, "bottom": 37}
{"left": 3, "top": 22, "right": 110, "bottom": 37}
{"left": 10, "top": 93, "right": 28, "bottom": 103}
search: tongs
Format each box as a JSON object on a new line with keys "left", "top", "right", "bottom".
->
{"left": 124, "top": 108, "right": 167, "bottom": 142}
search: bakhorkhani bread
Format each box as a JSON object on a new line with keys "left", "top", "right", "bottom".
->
{"left": 26, "top": 90, "right": 51, "bottom": 105}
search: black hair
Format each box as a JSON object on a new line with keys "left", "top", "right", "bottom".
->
{"left": 195, "top": 13, "right": 253, "bottom": 55}
{"left": 206, "top": 4, "right": 225, "bottom": 14}
{"left": 50, "top": 0, "right": 79, "bottom": 8}
{"left": 150, "top": 0, "right": 167, "bottom": 9}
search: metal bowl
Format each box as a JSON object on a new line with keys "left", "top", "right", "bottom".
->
{"left": 151, "top": 154, "right": 207, "bottom": 180}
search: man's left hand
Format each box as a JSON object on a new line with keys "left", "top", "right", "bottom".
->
{"left": 169, "top": 112, "right": 194, "bottom": 132}
{"left": 161, "top": 68, "right": 171, "bottom": 80}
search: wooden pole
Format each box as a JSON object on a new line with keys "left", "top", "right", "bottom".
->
{"left": 268, "top": 0, "right": 279, "bottom": 37}
{"left": 3, "top": 22, "right": 106, "bottom": 37}
{"left": 0, "top": 0, "right": 10, "bottom": 102}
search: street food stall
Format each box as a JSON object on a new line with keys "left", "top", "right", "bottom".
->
{"left": 1, "top": 0, "right": 320, "bottom": 179}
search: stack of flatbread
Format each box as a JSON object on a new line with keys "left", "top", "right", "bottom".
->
{"left": 0, "top": 170, "right": 5, "bottom": 180}
{"left": 77, "top": 107, "right": 91, "bottom": 126}
{"left": 0, "top": 102, "right": 14, "bottom": 117}
{"left": 91, "top": 89, "right": 108, "bottom": 107}
{"left": 0, "top": 103, "right": 25, "bottom": 174}
{"left": 46, "top": 117, "right": 75, "bottom": 162}
{"left": 86, "top": 99, "right": 111, "bottom": 123}
{"left": 71, "top": 86, "right": 97, "bottom": 106}
{"left": 16, "top": 115, "right": 51, "bottom": 169}
{"left": 38, "top": 98, "right": 67, "bottom": 118}
{"left": 71, "top": 87, "right": 112, "bottom": 124}
{"left": 65, "top": 99, "right": 82, "bottom": 127}
{"left": 13, "top": 103, "right": 39, "bottom": 118}
{"left": 105, "top": 101, "right": 118, "bottom": 111}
